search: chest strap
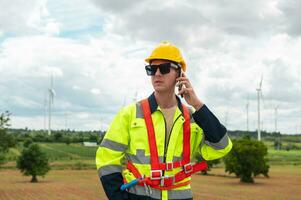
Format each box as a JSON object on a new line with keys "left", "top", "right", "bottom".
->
{"left": 125, "top": 98, "right": 207, "bottom": 190}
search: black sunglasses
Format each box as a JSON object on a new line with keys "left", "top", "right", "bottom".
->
{"left": 145, "top": 63, "right": 179, "bottom": 76}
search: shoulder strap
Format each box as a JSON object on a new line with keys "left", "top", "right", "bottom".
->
{"left": 141, "top": 99, "right": 160, "bottom": 170}
{"left": 182, "top": 103, "right": 191, "bottom": 164}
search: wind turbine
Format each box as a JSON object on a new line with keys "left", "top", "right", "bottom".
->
{"left": 246, "top": 96, "right": 250, "bottom": 133}
{"left": 274, "top": 104, "right": 280, "bottom": 133}
{"left": 48, "top": 75, "right": 55, "bottom": 135}
{"left": 274, "top": 104, "right": 281, "bottom": 150}
{"left": 65, "top": 111, "right": 68, "bottom": 131}
{"left": 44, "top": 92, "right": 47, "bottom": 133}
{"left": 256, "top": 75, "right": 263, "bottom": 141}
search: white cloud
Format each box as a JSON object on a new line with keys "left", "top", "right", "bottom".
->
{"left": 0, "top": 0, "right": 301, "bottom": 134}
{"left": 90, "top": 88, "right": 101, "bottom": 95}
{"left": 0, "top": 0, "right": 62, "bottom": 36}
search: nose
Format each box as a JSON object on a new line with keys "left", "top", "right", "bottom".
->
{"left": 154, "top": 67, "right": 162, "bottom": 76}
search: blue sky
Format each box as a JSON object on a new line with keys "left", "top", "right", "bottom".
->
{"left": 0, "top": 0, "right": 301, "bottom": 134}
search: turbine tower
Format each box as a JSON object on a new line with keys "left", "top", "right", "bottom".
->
{"left": 44, "top": 92, "right": 47, "bottom": 132}
{"left": 274, "top": 104, "right": 280, "bottom": 133}
{"left": 275, "top": 104, "right": 280, "bottom": 150}
{"left": 246, "top": 97, "right": 249, "bottom": 133}
{"left": 256, "top": 75, "right": 263, "bottom": 141}
{"left": 48, "top": 75, "right": 55, "bottom": 135}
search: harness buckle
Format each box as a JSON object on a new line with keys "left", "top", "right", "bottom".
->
{"left": 183, "top": 163, "right": 193, "bottom": 174}
{"left": 160, "top": 175, "right": 175, "bottom": 187}
{"left": 166, "top": 162, "right": 173, "bottom": 171}
{"left": 150, "top": 170, "right": 162, "bottom": 180}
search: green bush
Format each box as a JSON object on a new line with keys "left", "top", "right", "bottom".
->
{"left": 23, "top": 138, "right": 33, "bottom": 148}
{"left": 17, "top": 144, "right": 50, "bottom": 182}
{"left": 0, "top": 111, "right": 15, "bottom": 167}
{"left": 224, "top": 136, "right": 269, "bottom": 183}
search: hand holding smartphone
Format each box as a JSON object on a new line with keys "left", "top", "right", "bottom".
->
{"left": 178, "top": 71, "right": 184, "bottom": 98}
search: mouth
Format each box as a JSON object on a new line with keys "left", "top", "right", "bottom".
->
{"left": 154, "top": 80, "right": 163, "bottom": 84}
{"left": 154, "top": 80, "right": 163, "bottom": 83}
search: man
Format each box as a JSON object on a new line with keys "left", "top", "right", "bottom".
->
{"left": 96, "top": 41, "right": 232, "bottom": 200}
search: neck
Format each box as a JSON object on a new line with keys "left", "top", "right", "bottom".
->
{"left": 154, "top": 90, "right": 177, "bottom": 109}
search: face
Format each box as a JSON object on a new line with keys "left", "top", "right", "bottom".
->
{"left": 149, "top": 60, "right": 179, "bottom": 93}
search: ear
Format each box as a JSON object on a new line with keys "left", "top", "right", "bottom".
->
{"left": 177, "top": 69, "right": 182, "bottom": 78}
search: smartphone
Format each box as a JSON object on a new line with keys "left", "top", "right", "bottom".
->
{"left": 178, "top": 71, "right": 184, "bottom": 98}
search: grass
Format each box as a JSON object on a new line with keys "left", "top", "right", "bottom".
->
{"left": 4, "top": 141, "right": 301, "bottom": 169}
{"left": 4, "top": 143, "right": 98, "bottom": 169}
{"left": 267, "top": 149, "right": 301, "bottom": 165}
{"left": 39, "top": 143, "right": 97, "bottom": 160}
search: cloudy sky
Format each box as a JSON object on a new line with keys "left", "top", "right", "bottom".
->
{"left": 0, "top": 0, "right": 300, "bottom": 134}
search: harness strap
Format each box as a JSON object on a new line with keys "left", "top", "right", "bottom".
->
{"left": 125, "top": 98, "right": 208, "bottom": 190}
{"left": 127, "top": 161, "right": 208, "bottom": 189}
{"left": 141, "top": 99, "right": 192, "bottom": 169}
{"left": 182, "top": 102, "right": 191, "bottom": 164}
{"left": 141, "top": 99, "right": 160, "bottom": 170}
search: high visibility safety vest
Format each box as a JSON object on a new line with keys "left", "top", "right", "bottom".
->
{"left": 96, "top": 94, "right": 232, "bottom": 200}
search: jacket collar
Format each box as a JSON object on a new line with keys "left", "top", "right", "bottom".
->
{"left": 147, "top": 92, "right": 183, "bottom": 114}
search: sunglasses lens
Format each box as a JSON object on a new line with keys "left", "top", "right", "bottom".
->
{"left": 145, "top": 63, "right": 176, "bottom": 76}
{"left": 158, "top": 63, "right": 171, "bottom": 74}
{"left": 145, "top": 65, "right": 156, "bottom": 75}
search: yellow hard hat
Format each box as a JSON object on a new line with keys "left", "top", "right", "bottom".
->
{"left": 145, "top": 41, "right": 187, "bottom": 72}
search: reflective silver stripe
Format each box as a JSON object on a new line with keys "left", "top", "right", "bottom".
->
{"left": 128, "top": 185, "right": 161, "bottom": 199}
{"left": 98, "top": 165, "right": 122, "bottom": 177}
{"left": 136, "top": 102, "right": 144, "bottom": 118}
{"left": 126, "top": 149, "right": 163, "bottom": 164}
{"left": 127, "top": 151, "right": 183, "bottom": 167}
{"left": 100, "top": 139, "right": 127, "bottom": 152}
{"left": 168, "top": 189, "right": 192, "bottom": 199}
{"left": 205, "top": 133, "right": 229, "bottom": 150}
{"left": 188, "top": 107, "right": 195, "bottom": 123}
{"left": 173, "top": 156, "right": 182, "bottom": 162}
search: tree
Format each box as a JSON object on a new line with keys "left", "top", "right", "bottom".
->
{"left": 0, "top": 111, "right": 11, "bottom": 128}
{"left": 274, "top": 138, "right": 282, "bottom": 150}
{"left": 53, "top": 132, "right": 63, "bottom": 142}
{"left": 224, "top": 136, "right": 269, "bottom": 183}
{"left": 0, "top": 111, "right": 15, "bottom": 166}
{"left": 17, "top": 144, "right": 50, "bottom": 182}
{"left": 23, "top": 138, "right": 33, "bottom": 148}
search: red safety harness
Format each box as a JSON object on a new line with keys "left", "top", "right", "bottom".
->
{"left": 126, "top": 99, "right": 207, "bottom": 190}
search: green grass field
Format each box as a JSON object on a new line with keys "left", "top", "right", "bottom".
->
{"left": 5, "top": 143, "right": 98, "bottom": 169}
{"left": 4, "top": 142, "right": 301, "bottom": 169}
{"left": 268, "top": 149, "right": 301, "bottom": 165}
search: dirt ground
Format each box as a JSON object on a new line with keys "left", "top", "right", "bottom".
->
{"left": 0, "top": 165, "right": 300, "bottom": 200}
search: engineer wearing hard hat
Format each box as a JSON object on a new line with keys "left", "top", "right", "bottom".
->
{"left": 96, "top": 42, "right": 232, "bottom": 200}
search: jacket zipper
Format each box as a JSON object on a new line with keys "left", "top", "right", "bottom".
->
{"left": 158, "top": 110, "right": 182, "bottom": 177}
{"left": 158, "top": 110, "right": 167, "bottom": 178}
{"left": 164, "top": 114, "right": 182, "bottom": 162}
{"left": 163, "top": 114, "right": 182, "bottom": 179}
{"left": 158, "top": 110, "right": 168, "bottom": 162}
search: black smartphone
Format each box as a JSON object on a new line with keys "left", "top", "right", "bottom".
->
{"left": 178, "top": 71, "right": 184, "bottom": 98}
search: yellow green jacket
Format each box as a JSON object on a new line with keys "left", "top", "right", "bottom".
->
{"left": 96, "top": 93, "right": 232, "bottom": 200}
